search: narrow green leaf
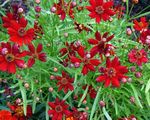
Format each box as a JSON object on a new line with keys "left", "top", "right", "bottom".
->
{"left": 90, "top": 87, "right": 101, "bottom": 120}
{"left": 19, "top": 80, "right": 27, "bottom": 116}
{"left": 46, "top": 96, "right": 49, "bottom": 120}
{"left": 145, "top": 79, "right": 150, "bottom": 93}
{"left": 78, "top": 85, "right": 89, "bottom": 107}
{"left": 130, "top": 84, "right": 143, "bottom": 108}
{"left": 102, "top": 107, "right": 112, "bottom": 120}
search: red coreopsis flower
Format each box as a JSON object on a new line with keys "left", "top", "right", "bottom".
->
{"left": 59, "top": 42, "right": 77, "bottom": 57}
{"left": 52, "top": 0, "right": 75, "bottom": 20}
{"left": 0, "top": 42, "right": 27, "bottom": 73}
{"left": 27, "top": 43, "right": 47, "bottom": 67}
{"left": 133, "top": 17, "right": 148, "bottom": 32}
{"left": 82, "top": 85, "right": 97, "bottom": 99}
{"left": 2, "top": 12, "right": 20, "bottom": 28}
{"left": 67, "top": 107, "right": 88, "bottom": 120}
{"left": 0, "top": 110, "right": 17, "bottom": 120}
{"left": 70, "top": 46, "right": 101, "bottom": 75}
{"left": 34, "top": 21, "right": 44, "bottom": 39}
{"left": 8, "top": 103, "right": 32, "bottom": 120}
{"left": 74, "top": 21, "right": 91, "bottom": 33}
{"left": 48, "top": 98, "right": 71, "bottom": 120}
{"left": 88, "top": 31, "right": 115, "bottom": 59}
{"left": 114, "top": 5, "right": 125, "bottom": 19}
{"left": 59, "top": 41, "right": 82, "bottom": 67}
{"left": 139, "top": 29, "right": 150, "bottom": 48}
{"left": 128, "top": 48, "right": 148, "bottom": 66}
{"left": 96, "top": 57, "right": 128, "bottom": 87}
{"left": 7, "top": 17, "right": 34, "bottom": 46}
{"left": 86, "top": 0, "right": 115, "bottom": 23}
{"left": 55, "top": 71, "right": 74, "bottom": 93}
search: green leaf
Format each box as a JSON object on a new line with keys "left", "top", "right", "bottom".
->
{"left": 90, "top": 87, "right": 101, "bottom": 120}
{"left": 102, "top": 107, "right": 112, "bottom": 120}
{"left": 46, "top": 96, "right": 49, "bottom": 120}
{"left": 19, "top": 80, "right": 27, "bottom": 116}
{"left": 130, "top": 84, "right": 143, "bottom": 108}
{"left": 78, "top": 85, "right": 89, "bottom": 107}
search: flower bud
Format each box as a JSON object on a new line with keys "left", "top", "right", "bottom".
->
{"left": 126, "top": 28, "right": 132, "bottom": 36}
{"left": 50, "top": 75, "right": 55, "bottom": 80}
{"left": 99, "top": 101, "right": 105, "bottom": 107}
{"left": 64, "top": 32, "right": 68, "bottom": 37}
{"left": 53, "top": 67, "right": 58, "bottom": 72}
{"left": 135, "top": 72, "right": 142, "bottom": 78}
{"left": 130, "top": 96, "right": 135, "bottom": 103}
{"left": 16, "top": 98, "right": 22, "bottom": 104}
{"left": 72, "top": 1, "right": 77, "bottom": 7}
{"left": 35, "top": 0, "right": 40, "bottom": 4}
{"left": 74, "top": 62, "right": 80, "bottom": 68}
{"left": 50, "top": 7, "right": 56, "bottom": 13}
{"left": 130, "top": 66, "right": 136, "bottom": 72}
{"left": 18, "top": 8, "right": 24, "bottom": 13}
{"left": 49, "top": 87, "right": 53, "bottom": 92}
{"left": 35, "top": 6, "right": 41, "bottom": 12}
{"left": 121, "top": 78, "right": 127, "bottom": 83}
{"left": 24, "top": 83, "right": 29, "bottom": 89}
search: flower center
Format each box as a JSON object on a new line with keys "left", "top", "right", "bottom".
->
{"left": 135, "top": 51, "right": 142, "bottom": 59}
{"left": 139, "top": 22, "right": 144, "bottom": 27}
{"left": 55, "top": 105, "right": 63, "bottom": 113}
{"left": 5, "top": 54, "right": 15, "bottom": 62}
{"left": 106, "top": 68, "right": 116, "bottom": 77}
{"left": 95, "top": 6, "right": 104, "bottom": 14}
{"left": 18, "top": 28, "right": 26, "bottom": 36}
{"left": 14, "top": 106, "right": 24, "bottom": 117}
{"left": 61, "top": 78, "right": 68, "bottom": 85}
{"left": 73, "top": 112, "right": 80, "bottom": 118}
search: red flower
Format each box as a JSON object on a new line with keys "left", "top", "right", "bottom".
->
{"left": 55, "top": 71, "right": 74, "bottom": 93}
{"left": 139, "top": 29, "right": 150, "bottom": 48}
{"left": 82, "top": 85, "right": 97, "bottom": 99}
{"left": 2, "top": 12, "right": 19, "bottom": 28}
{"left": 59, "top": 42, "right": 77, "bottom": 57}
{"left": 133, "top": 17, "right": 148, "bottom": 32}
{"left": 114, "top": 5, "right": 125, "bottom": 19}
{"left": 0, "top": 42, "right": 27, "bottom": 73}
{"left": 34, "top": 21, "right": 44, "bottom": 39}
{"left": 0, "top": 110, "right": 16, "bottom": 120}
{"left": 86, "top": 0, "right": 115, "bottom": 23}
{"left": 7, "top": 17, "right": 34, "bottom": 46}
{"left": 128, "top": 48, "right": 148, "bottom": 66}
{"left": 74, "top": 21, "right": 91, "bottom": 33}
{"left": 88, "top": 31, "right": 115, "bottom": 58}
{"left": 8, "top": 103, "right": 32, "bottom": 120}
{"left": 48, "top": 98, "right": 71, "bottom": 120}
{"left": 52, "top": 0, "right": 75, "bottom": 20}
{"left": 96, "top": 57, "right": 128, "bottom": 87}
{"left": 70, "top": 46, "right": 101, "bottom": 75}
{"left": 27, "top": 43, "right": 47, "bottom": 67}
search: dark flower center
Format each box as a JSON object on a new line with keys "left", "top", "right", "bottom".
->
{"left": 5, "top": 54, "right": 15, "bottom": 62}
{"left": 73, "top": 112, "right": 80, "bottom": 118}
{"left": 139, "top": 22, "right": 144, "bottom": 27}
{"left": 18, "top": 28, "right": 26, "bottom": 36}
{"left": 15, "top": 106, "right": 24, "bottom": 117}
{"left": 95, "top": 6, "right": 104, "bottom": 14}
{"left": 135, "top": 51, "right": 142, "bottom": 59}
{"left": 55, "top": 105, "right": 63, "bottom": 113}
{"left": 106, "top": 67, "right": 116, "bottom": 77}
{"left": 61, "top": 78, "right": 68, "bottom": 85}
